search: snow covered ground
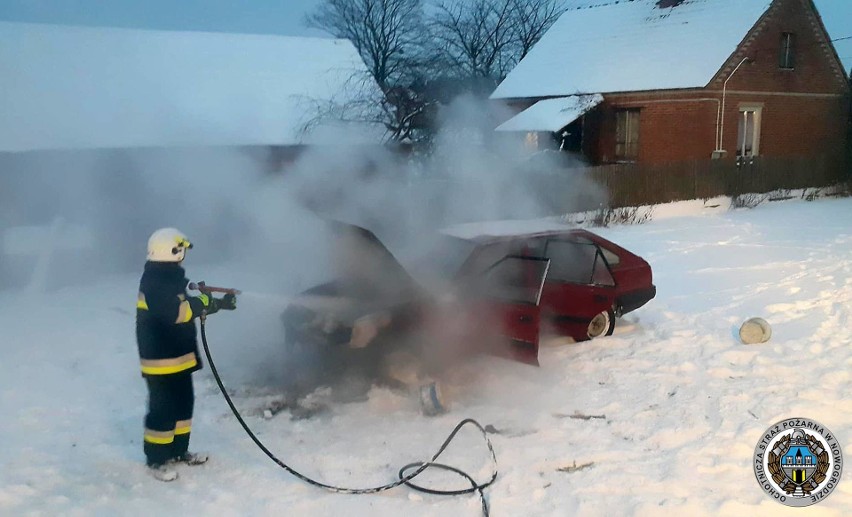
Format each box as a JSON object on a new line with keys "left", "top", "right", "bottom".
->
{"left": 1, "top": 197, "right": 851, "bottom": 516}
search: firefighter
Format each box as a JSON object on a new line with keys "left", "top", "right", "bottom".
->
{"left": 136, "top": 228, "right": 236, "bottom": 481}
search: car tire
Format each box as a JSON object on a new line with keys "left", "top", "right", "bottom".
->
{"left": 587, "top": 309, "right": 615, "bottom": 339}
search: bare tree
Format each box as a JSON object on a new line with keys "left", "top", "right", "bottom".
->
{"left": 304, "top": 0, "right": 566, "bottom": 141}
{"left": 512, "top": 0, "right": 566, "bottom": 60}
{"left": 430, "top": 0, "right": 517, "bottom": 81}
{"left": 299, "top": 72, "right": 428, "bottom": 143}
{"left": 306, "top": 0, "right": 425, "bottom": 91}
{"left": 305, "top": 0, "right": 429, "bottom": 141}
{"left": 429, "top": 0, "right": 567, "bottom": 82}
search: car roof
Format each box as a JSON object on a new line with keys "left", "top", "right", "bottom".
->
{"left": 440, "top": 219, "right": 587, "bottom": 244}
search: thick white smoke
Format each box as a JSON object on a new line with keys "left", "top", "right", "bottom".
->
{"left": 0, "top": 94, "right": 606, "bottom": 387}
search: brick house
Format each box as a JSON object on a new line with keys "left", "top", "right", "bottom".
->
{"left": 491, "top": 0, "right": 850, "bottom": 165}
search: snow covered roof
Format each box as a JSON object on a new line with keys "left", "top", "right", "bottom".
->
{"left": 495, "top": 94, "right": 604, "bottom": 132}
{"left": 491, "top": 0, "right": 773, "bottom": 99}
{"left": 0, "top": 22, "right": 384, "bottom": 152}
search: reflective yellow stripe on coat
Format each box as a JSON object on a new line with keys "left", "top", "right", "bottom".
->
{"left": 140, "top": 352, "right": 198, "bottom": 375}
{"left": 176, "top": 300, "right": 193, "bottom": 323}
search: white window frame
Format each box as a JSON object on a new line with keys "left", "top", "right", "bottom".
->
{"left": 737, "top": 104, "right": 762, "bottom": 158}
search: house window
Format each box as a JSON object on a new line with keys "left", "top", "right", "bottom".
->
{"left": 779, "top": 32, "right": 796, "bottom": 69}
{"left": 615, "top": 108, "right": 640, "bottom": 161}
{"left": 737, "top": 107, "right": 761, "bottom": 158}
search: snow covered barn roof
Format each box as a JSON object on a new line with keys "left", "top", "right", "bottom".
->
{"left": 0, "top": 22, "right": 383, "bottom": 152}
{"left": 491, "top": 0, "right": 774, "bottom": 99}
{"left": 496, "top": 94, "right": 604, "bottom": 132}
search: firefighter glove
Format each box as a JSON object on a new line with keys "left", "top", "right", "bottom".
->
{"left": 219, "top": 293, "right": 237, "bottom": 311}
{"left": 198, "top": 293, "right": 220, "bottom": 316}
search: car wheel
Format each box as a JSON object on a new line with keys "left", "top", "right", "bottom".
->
{"left": 587, "top": 309, "right": 615, "bottom": 339}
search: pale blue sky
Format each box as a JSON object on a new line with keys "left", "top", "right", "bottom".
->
{"left": 1, "top": 0, "right": 850, "bottom": 72}
{"left": 0, "top": 0, "right": 325, "bottom": 36}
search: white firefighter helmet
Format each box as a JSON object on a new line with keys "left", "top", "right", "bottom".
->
{"left": 147, "top": 228, "right": 193, "bottom": 262}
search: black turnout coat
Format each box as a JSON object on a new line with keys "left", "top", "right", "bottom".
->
{"left": 136, "top": 262, "right": 208, "bottom": 377}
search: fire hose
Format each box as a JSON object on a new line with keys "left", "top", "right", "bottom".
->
{"left": 196, "top": 288, "right": 499, "bottom": 516}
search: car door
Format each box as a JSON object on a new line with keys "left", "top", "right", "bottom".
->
{"left": 471, "top": 256, "right": 550, "bottom": 365}
{"left": 540, "top": 238, "right": 617, "bottom": 339}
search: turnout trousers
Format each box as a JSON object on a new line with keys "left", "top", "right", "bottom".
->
{"left": 143, "top": 374, "right": 195, "bottom": 466}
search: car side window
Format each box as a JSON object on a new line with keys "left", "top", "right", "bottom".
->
{"left": 465, "top": 242, "right": 514, "bottom": 275}
{"left": 591, "top": 252, "right": 616, "bottom": 286}
{"left": 599, "top": 247, "right": 620, "bottom": 267}
{"left": 545, "top": 240, "right": 616, "bottom": 286}
{"left": 521, "top": 237, "right": 546, "bottom": 258}
{"left": 572, "top": 235, "right": 620, "bottom": 266}
{"left": 481, "top": 256, "right": 549, "bottom": 305}
{"left": 544, "top": 240, "right": 597, "bottom": 284}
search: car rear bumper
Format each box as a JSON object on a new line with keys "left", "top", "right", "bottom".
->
{"left": 617, "top": 285, "right": 656, "bottom": 315}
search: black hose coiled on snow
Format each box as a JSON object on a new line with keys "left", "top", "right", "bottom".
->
{"left": 199, "top": 316, "right": 497, "bottom": 516}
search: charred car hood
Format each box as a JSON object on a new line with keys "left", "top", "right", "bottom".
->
{"left": 319, "top": 220, "right": 423, "bottom": 308}
{"left": 282, "top": 220, "right": 426, "bottom": 349}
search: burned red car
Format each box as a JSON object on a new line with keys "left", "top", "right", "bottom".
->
{"left": 440, "top": 222, "right": 656, "bottom": 347}
{"left": 282, "top": 221, "right": 655, "bottom": 384}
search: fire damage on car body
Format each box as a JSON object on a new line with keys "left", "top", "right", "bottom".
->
{"left": 281, "top": 220, "right": 655, "bottom": 401}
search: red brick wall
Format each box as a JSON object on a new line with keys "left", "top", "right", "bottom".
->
{"left": 717, "top": 93, "right": 847, "bottom": 158}
{"left": 713, "top": 0, "right": 848, "bottom": 95}
{"left": 582, "top": 0, "right": 849, "bottom": 165}
{"left": 708, "top": 0, "right": 849, "bottom": 161}
{"left": 582, "top": 90, "right": 848, "bottom": 165}
{"left": 494, "top": 0, "right": 850, "bottom": 165}
{"left": 585, "top": 93, "right": 719, "bottom": 164}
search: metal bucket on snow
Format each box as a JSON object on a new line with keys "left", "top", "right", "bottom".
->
{"left": 739, "top": 317, "right": 772, "bottom": 344}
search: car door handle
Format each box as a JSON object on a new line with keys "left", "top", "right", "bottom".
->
{"left": 519, "top": 315, "right": 533, "bottom": 323}
{"left": 594, "top": 295, "right": 608, "bottom": 303}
